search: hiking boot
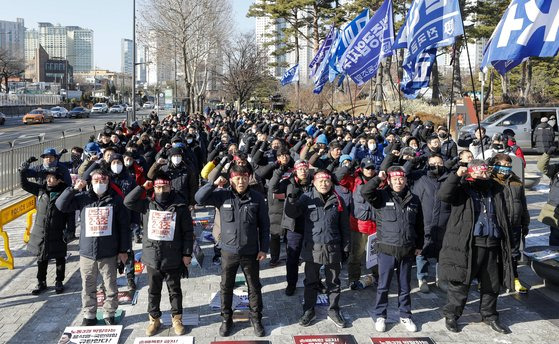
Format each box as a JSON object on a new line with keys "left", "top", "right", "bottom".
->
{"left": 349, "top": 280, "right": 359, "bottom": 290}
{"left": 219, "top": 318, "right": 233, "bottom": 337}
{"left": 172, "top": 314, "right": 186, "bottom": 335}
{"left": 285, "top": 285, "right": 296, "bottom": 296}
{"left": 400, "top": 317, "right": 417, "bottom": 332}
{"left": 55, "top": 281, "right": 64, "bottom": 294}
{"left": 484, "top": 319, "right": 509, "bottom": 334}
{"left": 328, "top": 309, "right": 347, "bottom": 328}
{"left": 375, "top": 317, "right": 386, "bottom": 332}
{"left": 104, "top": 316, "right": 116, "bottom": 325}
{"left": 299, "top": 309, "right": 316, "bottom": 327}
{"left": 419, "top": 279, "right": 430, "bottom": 293}
{"left": 269, "top": 259, "right": 280, "bottom": 267}
{"left": 514, "top": 278, "right": 528, "bottom": 294}
{"left": 445, "top": 317, "right": 459, "bottom": 332}
{"left": 250, "top": 318, "right": 265, "bottom": 337}
{"left": 145, "top": 315, "right": 161, "bottom": 336}
{"left": 135, "top": 234, "right": 142, "bottom": 244}
{"left": 31, "top": 281, "right": 47, "bottom": 295}
{"left": 81, "top": 318, "right": 97, "bottom": 326}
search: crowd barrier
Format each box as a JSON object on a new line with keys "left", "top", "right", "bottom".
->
{"left": 0, "top": 195, "right": 36, "bottom": 269}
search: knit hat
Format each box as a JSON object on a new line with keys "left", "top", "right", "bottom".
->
{"left": 339, "top": 154, "right": 352, "bottom": 164}
{"left": 316, "top": 134, "right": 328, "bottom": 145}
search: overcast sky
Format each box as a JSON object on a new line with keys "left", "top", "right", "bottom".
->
{"left": 1, "top": 0, "right": 254, "bottom": 71}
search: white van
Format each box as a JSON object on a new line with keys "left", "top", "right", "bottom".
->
{"left": 458, "top": 107, "right": 559, "bottom": 151}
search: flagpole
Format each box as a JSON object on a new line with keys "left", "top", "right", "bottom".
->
{"left": 459, "top": 7, "right": 484, "bottom": 160}
{"left": 346, "top": 77, "right": 355, "bottom": 118}
{"left": 448, "top": 44, "right": 456, "bottom": 133}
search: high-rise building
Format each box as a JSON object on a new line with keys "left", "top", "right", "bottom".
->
{"left": 146, "top": 31, "right": 173, "bottom": 85}
{"left": 121, "top": 38, "right": 133, "bottom": 75}
{"left": 136, "top": 44, "right": 147, "bottom": 84}
{"left": 0, "top": 18, "right": 25, "bottom": 60}
{"left": 25, "top": 22, "right": 93, "bottom": 73}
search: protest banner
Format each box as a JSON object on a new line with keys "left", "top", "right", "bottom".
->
{"left": 371, "top": 338, "right": 436, "bottom": 344}
{"left": 147, "top": 210, "right": 176, "bottom": 241}
{"left": 85, "top": 206, "right": 113, "bottom": 237}
{"left": 294, "top": 335, "right": 357, "bottom": 344}
{"left": 133, "top": 337, "right": 194, "bottom": 344}
{"left": 57, "top": 325, "right": 122, "bottom": 344}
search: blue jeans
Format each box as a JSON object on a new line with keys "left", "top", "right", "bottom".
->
{"left": 375, "top": 253, "right": 413, "bottom": 319}
{"left": 416, "top": 255, "right": 430, "bottom": 281}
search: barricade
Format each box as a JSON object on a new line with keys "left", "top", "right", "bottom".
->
{"left": 0, "top": 195, "right": 36, "bottom": 269}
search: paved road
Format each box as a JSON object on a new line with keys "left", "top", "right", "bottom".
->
{"left": 0, "top": 157, "right": 558, "bottom": 343}
{"left": 0, "top": 110, "right": 154, "bottom": 151}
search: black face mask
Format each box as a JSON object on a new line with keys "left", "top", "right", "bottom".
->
{"left": 439, "top": 133, "right": 448, "bottom": 139}
{"left": 428, "top": 165, "right": 444, "bottom": 176}
{"left": 71, "top": 154, "right": 81, "bottom": 163}
{"left": 492, "top": 144, "right": 504, "bottom": 150}
{"left": 155, "top": 191, "right": 171, "bottom": 203}
{"left": 472, "top": 179, "right": 492, "bottom": 191}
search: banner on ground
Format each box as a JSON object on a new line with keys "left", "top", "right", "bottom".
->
{"left": 294, "top": 335, "right": 358, "bottom": 344}
{"left": 133, "top": 337, "right": 194, "bottom": 344}
{"left": 393, "top": 0, "right": 464, "bottom": 64}
{"left": 281, "top": 64, "right": 299, "bottom": 86}
{"left": 340, "top": 0, "right": 394, "bottom": 86}
{"left": 58, "top": 325, "right": 122, "bottom": 344}
{"left": 371, "top": 338, "right": 436, "bottom": 344}
{"left": 480, "top": 0, "right": 559, "bottom": 74}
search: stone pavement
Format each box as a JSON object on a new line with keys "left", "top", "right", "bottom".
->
{"left": 0, "top": 157, "right": 559, "bottom": 344}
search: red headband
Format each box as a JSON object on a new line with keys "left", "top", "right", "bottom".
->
{"left": 154, "top": 179, "right": 170, "bottom": 186}
{"left": 233, "top": 155, "right": 243, "bottom": 162}
{"left": 388, "top": 171, "right": 406, "bottom": 178}
{"left": 468, "top": 165, "right": 488, "bottom": 173}
{"left": 294, "top": 161, "right": 309, "bottom": 169}
{"left": 92, "top": 174, "right": 108, "bottom": 181}
{"left": 314, "top": 172, "right": 331, "bottom": 181}
{"left": 230, "top": 172, "right": 249, "bottom": 178}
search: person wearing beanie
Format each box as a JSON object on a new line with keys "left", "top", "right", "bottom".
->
{"left": 534, "top": 116, "right": 555, "bottom": 153}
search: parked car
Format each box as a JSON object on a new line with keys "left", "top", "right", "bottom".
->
{"left": 109, "top": 105, "right": 124, "bottom": 113}
{"left": 23, "top": 108, "right": 54, "bottom": 124}
{"left": 0, "top": 112, "right": 6, "bottom": 125}
{"left": 458, "top": 107, "right": 559, "bottom": 151}
{"left": 142, "top": 102, "right": 155, "bottom": 109}
{"left": 51, "top": 106, "right": 69, "bottom": 118}
{"left": 68, "top": 107, "right": 90, "bottom": 118}
{"left": 91, "top": 103, "right": 109, "bottom": 113}
{"left": 125, "top": 103, "right": 140, "bottom": 111}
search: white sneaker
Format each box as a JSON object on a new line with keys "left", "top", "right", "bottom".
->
{"left": 400, "top": 317, "right": 417, "bottom": 332}
{"left": 418, "top": 279, "right": 430, "bottom": 293}
{"left": 375, "top": 317, "right": 386, "bottom": 332}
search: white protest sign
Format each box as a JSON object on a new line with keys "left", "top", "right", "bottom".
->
{"left": 85, "top": 206, "right": 113, "bottom": 237}
{"left": 147, "top": 210, "right": 176, "bottom": 241}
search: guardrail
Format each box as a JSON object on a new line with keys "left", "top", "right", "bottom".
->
{"left": 0, "top": 94, "right": 61, "bottom": 106}
{"left": 0, "top": 195, "right": 36, "bottom": 269}
{"left": 0, "top": 126, "right": 103, "bottom": 195}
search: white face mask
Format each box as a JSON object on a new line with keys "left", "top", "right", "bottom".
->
{"left": 368, "top": 144, "right": 376, "bottom": 151}
{"left": 187, "top": 139, "right": 193, "bottom": 144}
{"left": 111, "top": 163, "right": 123, "bottom": 174}
{"left": 92, "top": 183, "right": 108, "bottom": 195}
{"left": 171, "top": 156, "right": 182, "bottom": 165}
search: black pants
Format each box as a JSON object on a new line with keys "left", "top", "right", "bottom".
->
{"left": 221, "top": 251, "right": 263, "bottom": 320}
{"left": 146, "top": 266, "right": 183, "bottom": 318}
{"left": 550, "top": 226, "right": 559, "bottom": 246}
{"left": 374, "top": 253, "right": 413, "bottom": 319}
{"left": 443, "top": 245, "right": 501, "bottom": 321}
{"left": 37, "top": 258, "right": 65, "bottom": 282}
{"left": 303, "top": 261, "right": 340, "bottom": 312}
{"left": 510, "top": 226, "right": 522, "bottom": 278}
{"left": 270, "top": 232, "right": 283, "bottom": 262}
{"left": 286, "top": 230, "right": 303, "bottom": 287}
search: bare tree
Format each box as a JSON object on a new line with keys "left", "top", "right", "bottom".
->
{"left": 0, "top": 49, "right": 24, "bottom": 93}
{"left": 138, "top": 0, "right": 231, "bottom": 113}
{"left": 220, "top": 33, "right": 268, "bottom": 112}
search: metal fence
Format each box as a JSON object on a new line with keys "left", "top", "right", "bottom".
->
{"left": 0, "top": 94, "right": 61, "bottom": 106}
{"left": 0, "top": 127, "right": 102, "bottom": 195}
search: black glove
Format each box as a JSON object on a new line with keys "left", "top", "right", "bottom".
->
{"left": 181, "top": 265, "right": 189, "bottom": 279}
{"left": 117, "top": 261, "right": 124, "bottom": 274}
{"left": 27, "top": 156, "right": 38, "bottom": 164}
{"left": 547, "top": 146, "right": 557, "bottom": 155}
{"left": 522, "top": 226, "right": 529, "bottom": 237}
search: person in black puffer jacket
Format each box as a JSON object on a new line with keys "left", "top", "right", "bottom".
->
{"left": 20, "top": 166, "right": 70, "bottom": 295}
{"left": 124, "top": 174, "right": 194, "bottom": 336}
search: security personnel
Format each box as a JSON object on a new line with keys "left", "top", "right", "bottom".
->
{"left": 285, "top": 169, "right": 350, "bottom": 329}
{"left": 124, "top": 174, "right": 194, "bottom": 336}
{"left": 438, "top": 160, "right": 514, "bottom": 334}
{"left": 195, "top": 164, "right": 270, "bottom": 338}
{"left": 361, "top": 166, "right": 424, "bottom": 333}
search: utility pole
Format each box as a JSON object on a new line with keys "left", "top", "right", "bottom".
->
{"left": 132, "top": 0, "right": 137, "bottom": 122}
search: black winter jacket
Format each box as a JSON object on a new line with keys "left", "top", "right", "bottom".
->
{"left": 124, "top": 186, "right": 194, "bottom": 271}
{"left": 437, "top": 173, "right": 514, "bottom": 289}
{"left": 56, "top": 187, "right": 131, "bottom": 259}
{"left": 21, "top": 172, "right": 69, "bottom": 261}
{"left": 195, "top": 183, "right": 270, "bottom": 255}
{"left": 148, "top": 161, "right": 198, "bottom": 207}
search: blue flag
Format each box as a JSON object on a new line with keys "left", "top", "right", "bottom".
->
{"left": 281, "top": 64, "right": 299, "bottom": 86}
{"left": 480, "top": 0, "right": 559, "bottom": 75}
{"left": 393, "top": 0, "right": 464, "bottom": 64}
{"left": 340, "top": 0, "right": 394, "bottom": 86}
{"left": 328, "top": 9, "right": 370, "bottom": 82}
{"left": 401, "top": 48, "right": 437, "bottom": 99}
{"left": 309, "top": 27, "right": 337, "bottom": 78}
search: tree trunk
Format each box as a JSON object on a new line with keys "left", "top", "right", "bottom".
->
{"left": 374, "top": 62, "right": 384, "bottom": 113}
{"left": 453, "top": 43, "right": 463, "bottom": 99}
{"left": 431, "top": 58, "right": 440, "bottom": 105}
{"left": 295, "top": 31, "right": 301, "bottom": 110}
{"left": 501, "top": 73, "right": 509, "bottom": 103}
{"left": 525, "top": 59, "right": 532, "bottom": 104}
{"left": 489, "top": 69, "right": 495, "bottom": 106}
{"left": 312, "top": 3, "right": 320, "bottom": 54}
{"left": 520, "top": 60, "right": 527, "bottom": 105}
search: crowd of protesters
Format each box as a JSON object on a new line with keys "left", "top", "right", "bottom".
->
{"left": 18, "top": 107, "right": 548, "bottom": 337}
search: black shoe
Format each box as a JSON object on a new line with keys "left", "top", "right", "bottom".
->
{"left": 328, "top": 310, "right": 347, "bottom": 328}
{"left": 219, "top": 319, "right": 233, "bottom": 337}
{"left": 445, "top": 317, "right": 459, "bottom": 333}
{"left": 81, "top": 318, "right": 97, "bottom": 326}
{"left": 299, "top": 309, "right": 316, "bottom": 327}
{"left": 31, "top": 281, "right": 47, "bottom": 295}
{"left": 285, "top": 285, "right": 296, "bottom": 296}
{"left": 318, "top": 281, "right": 327, "bottom": 294}
{"left": 349, "top": 280, "right": 359, "bottom": 290}
{"left": 269, "top": 259, "right": 280, "bottom": 267}
{"left": 250, "top": 318, "right": 265, "bottom": 337}
{"left": 55, "top": 281, "right": 64, "bottom": 294}
{"left": 484, "top": 319, "right": 509, "bottom": 334}
{"left": 65, "top": 233, "right": 77, "bottom": 242}
{"left": 135, "top": 234, "right": 142, "bottom": 244}
{"left": 127, "top": 278, "right": 137, "bottom": 291}
{"left": 104, "top": 316, "right": 116, "bottom": 325}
